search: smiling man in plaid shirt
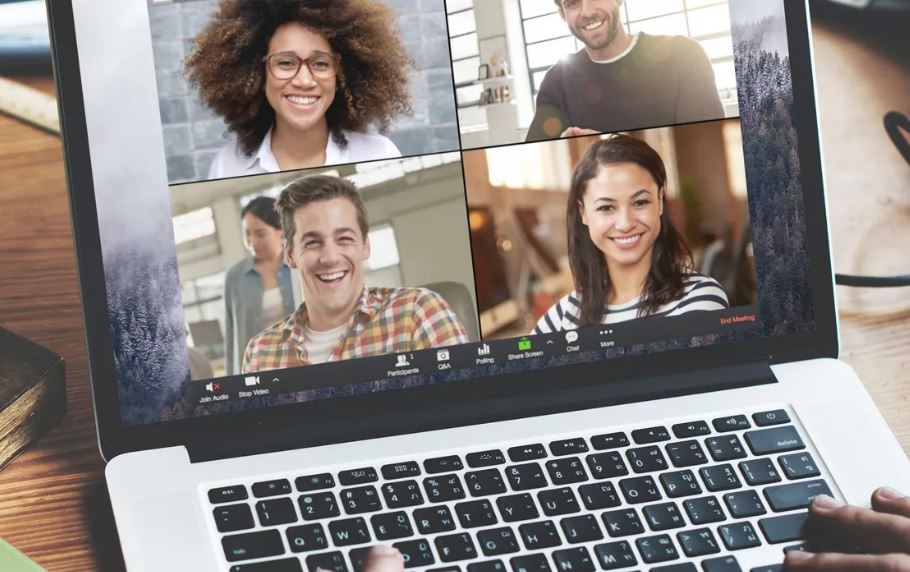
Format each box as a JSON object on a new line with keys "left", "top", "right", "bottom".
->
{"left": 242, "top": 175, "right": 469, "bottom": 373}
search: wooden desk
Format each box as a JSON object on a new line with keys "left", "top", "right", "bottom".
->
{"left": 0, "top": 15, "right": 908, "bottom": 572}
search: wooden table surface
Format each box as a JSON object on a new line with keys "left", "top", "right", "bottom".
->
{"left": 0, "top": 13, "right": 908, "bottom": 572}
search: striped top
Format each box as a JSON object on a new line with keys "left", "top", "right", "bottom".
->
{"left": 532, "top": 274, "right": 729, "bottom": 333}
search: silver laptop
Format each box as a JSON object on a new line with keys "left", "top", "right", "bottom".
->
{"left": 48, "top": 0, "right": 910, "bottom": 570}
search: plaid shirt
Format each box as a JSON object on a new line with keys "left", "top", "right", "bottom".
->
{"left": 242, "top": 287, "right": 469, "bottom": 373}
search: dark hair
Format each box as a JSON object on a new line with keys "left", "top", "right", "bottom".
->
{"left": 276, "top": 175, "right": 369, "bottom": 244}
{"left": 241, "top": 196, "right": 281, "bottom": 229}
{"left": 567, "top": 134, "right": 693, "bottom": 326}
{"left": 185, "top": 0, "right": 412, "bottom": 156}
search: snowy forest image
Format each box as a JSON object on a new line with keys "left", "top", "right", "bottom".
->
{"left": 731, "top": 0, "right": 815, "bottom": 336}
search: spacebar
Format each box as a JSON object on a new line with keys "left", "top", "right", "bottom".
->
{"left": 230, "top": 558, "right": 303, "bottom": 572}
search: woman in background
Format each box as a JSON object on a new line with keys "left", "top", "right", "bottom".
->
{"left": 223, "top": 196, "right": 296, "bottom": 375}
{"left": 186, "top": 0, "right": 411, "bottom": 178}
{"left": 534, "top": 134, "right": 728, "bottom": 332}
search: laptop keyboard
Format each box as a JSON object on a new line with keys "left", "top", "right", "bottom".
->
{"left": 204, "top": 407, "right": 831, "bottom": 572}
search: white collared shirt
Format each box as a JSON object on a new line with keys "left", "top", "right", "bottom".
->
{"left": 207, "top": 127, "right": 402, "bottom": 179}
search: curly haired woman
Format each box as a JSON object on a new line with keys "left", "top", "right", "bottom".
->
{"left": 186, "top": 0, "right": 412, "bottom": 178}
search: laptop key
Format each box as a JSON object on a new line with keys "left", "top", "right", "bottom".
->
{"left": 578, "top": 482, "right": 621, "bottom": 510}
{"left": 706, "top": 435, "right": 747, "bottom": 462}
{"left": 229, "top": 558, "right": 303, "bottom": 572}
{"left": 467, "top": 450, "right": 506, "bottom": 468}
{"left": 619, "top": 475, "right": 662, "bottom": 504}
{"left": 497, "top": 493, "right": 540, "bottom": 522}
{"left": 758, "top": 512, "right": 808, "bottom": 544}
{"left": 252, "top": 479, "right": 293, "bottom": 498}
{"left": 590, "top": 432, "right": 629, "bottom": 450}
{"left": 425, "top": 456, "right": 464, "bottom": 474}
{"left": 636, "top": 534, "right": 679, "bottom": 564}
{"left": 764, "top": 479, "right": 832, "bottom": 512}
{"left": 296, "top": 473, "right": 335, "bottom": 492}
{"left": 592, "top": 540, "right": 637, "bottom": 570}
{"left": 560, "top": 514, "right": 604, "bottom": 543}
{"left": 718, "top": 522, "right": 761, "bottom": 550}
{"left": 299, "top": 492, "right": 340, "bottom": 520}
{"left": 660, "top": 470, "right": 702, "bottom": 498}
{"left": 510, "top": 553, "right": 551, "bottom": 572}
{"left": 751, "top": 566, "right": 782, "bottom": 572}
{"left": 305, "top": 550, "right": 348, "bottom": 572}
{"left": 341, "top": 486, "right": 383, "bottom": 514}
{"left": 744, "top": 426, "right": 804, "bottom": 456}
{"left": 286, "top": 523, "right": 328, "bottom": 553}
{"left": 371, "top": 511, "right": 414, "bottom": 540}
{"left": 601, "top": 508, "right": 645, "bottom": 538}
{"left": 519, "top": 521, "right": 562, "bottom": 549}
{"left": 455, "top": 499, "right": 498, "bottom": 528}
{"left": 672, "top": 421, "right": 711, "bottom": 439}
{"left": 223, "top": 529, "right": 285, "bottom": 562}
{"left": 753, "top": 409, "right": 790, "bottom": 427}
{"left": 508, "top": 444, "right": 547, "bottom": 462}
{"left": 724, "top": 490, "right": 767, "bottom": 518}
{"left": 631, "top": 426, "right": 671, "bottom": 444}
{"left": 739, "top": 458, "right": 782, "bottom": 486}
{"left": 626, "top": 446, "right": 668, "bottom": 473}
{"left": 478, "top": 527, "right": 521, "bottom": 556}
{"left": 414, "top": 505, "right": 457, "bottom": 534}
{"left": 552, "top": 547, "right": 595, "bottom": 572}
{"left": 586, "top": 452, "right": 629, "bottom": 479}
{"left": 713, "top": 415, "right": 751, "bottom": 432}
{"left": 214, "top": 503, "right": 255, "bottom": 533}
{"left": 642, "top": 502, "right": 685, "bottom": 531}
{"left": 468, "top": 561, "right": 506, "bottom": 572}
{"left": 209, "top": 485, "right": 248, "bottom": 504}
{"left": 381, "top": 462, "right": 421, "bottom": 481}
{"left": 700, "top": 464, "right": 742, "bottom": 492}
{"left": 779, "top": 452, "right": 820, "bottom": 480}
{"left": 676, "top": 527, "right": 720, "bottom": 557}
{"left": 652, "top": 565, "right": 696, "bottom": 572}
{"left": 546, "top": 457, "right": 588, "bottom": 485}
{"left": 683, "top": 496, "right": 726, "bottom": 525}
{"left": 424, "top": 474, "right": 467, "bottom": 502}
{"left": 382, "top": 480, "right": 424, "bottom": 509}
{"left": 666, "top": 440, "right": 708, "bottom": 467}
{"left": 338, "top": 468, "right": 378, "bottom": 486}
{"left": 701, "top": 555, "right": 742, "bottom": 572}
{"left": 256, "top": 498, "right": 297, "bottom": 526}
{"left": 466, "top": 469, "right": 507, "bottom": 497}
{"left": 506, "top": 463, "right": 548, "bottom": 491}
{"left": 435, "top": 533, "right": 478, "bottom": 562}
{"left": 538, "top": 487, "right": 580, "bottom": 516}
{"left": 550, "top": 438, "right": 589, "bottom": 456}
{"left": 394, "top": 538, "right": 435, "bottom": 568}
{"left": 329, "top": 517, "right": 371, "bottom": 546}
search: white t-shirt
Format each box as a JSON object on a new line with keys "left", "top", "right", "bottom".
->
{"left": 260, "top": 287, "right": 285, "bottom": 328}
{"left": 303, "top": 324, "right": 347, "bottom": 364}
{"left": 208, "top": 127, "right": 402, "bottom": 179}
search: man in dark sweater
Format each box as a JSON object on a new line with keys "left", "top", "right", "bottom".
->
{"left": 526, "top": 0, "right": 725, "bottom": 141}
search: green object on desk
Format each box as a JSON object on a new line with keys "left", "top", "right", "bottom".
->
{"left": 0, "top": 538, "right": 45, "bottom": 571}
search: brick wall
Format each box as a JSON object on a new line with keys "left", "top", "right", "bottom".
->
{"left": 149, "top": 0, "right": 459, "bottom": 184}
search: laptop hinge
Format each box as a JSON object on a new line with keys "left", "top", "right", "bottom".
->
{"left": 185, "top": 359, "right": 775, "bottom": 463}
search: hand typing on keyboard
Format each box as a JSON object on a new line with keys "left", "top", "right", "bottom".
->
{"left": 354, "top": 545, "right": 404, "bottom": 572}
{"left": 784, "top": 487, "right": 910, "bottom": 571}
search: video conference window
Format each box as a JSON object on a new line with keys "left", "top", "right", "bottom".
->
{"left": 149, "top": 0, "right": 459, "bottom": 184}
{"left": 451, "top": 0, "right": 739, "bottom": 149}
{"left": 462, "top": 119, "right": 757, "bottom": 340}
{"left": 172, "top": 154, "right": 481, "bottom": 378}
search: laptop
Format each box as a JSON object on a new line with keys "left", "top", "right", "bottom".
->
{"left": 47, "top": 0, "right": 910, "bottom": 570}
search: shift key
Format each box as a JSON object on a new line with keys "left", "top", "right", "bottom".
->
{"left": 764, "top": 480, "right": 832, "bottom": 512}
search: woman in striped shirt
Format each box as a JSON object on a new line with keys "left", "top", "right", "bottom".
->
{"left": 534, "top": 134, "right": 729, "bottom": 334}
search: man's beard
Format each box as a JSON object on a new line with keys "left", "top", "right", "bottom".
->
{"left": 571, "top": 6, "right": 621, "bottom": 51}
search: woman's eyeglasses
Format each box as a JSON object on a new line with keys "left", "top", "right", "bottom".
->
{"left": 263, "top": 50, "right": 340, "bottom": 81}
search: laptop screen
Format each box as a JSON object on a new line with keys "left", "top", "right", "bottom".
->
{"left": 79, "top": 0, "right": 814, "bottom": 425}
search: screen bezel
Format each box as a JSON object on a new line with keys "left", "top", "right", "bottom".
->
{"left": 48, "top": 0, "right": 838, "bottom": 461}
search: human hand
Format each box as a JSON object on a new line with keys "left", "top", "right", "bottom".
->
{"left": 783, "top": 487, "right": 910, "bottom": 571}
{"left": 358, "top": 545, "right": 405, "bottom": 572}
{"left": 560, "top": 126, "right": 600, "bottom": 138}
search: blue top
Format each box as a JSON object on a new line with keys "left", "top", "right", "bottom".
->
{"left": 223, "top": 257, "right": 296, "bottom": 376}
